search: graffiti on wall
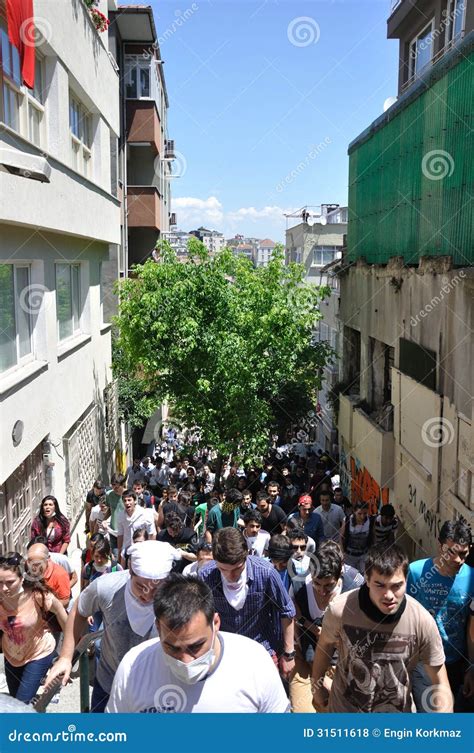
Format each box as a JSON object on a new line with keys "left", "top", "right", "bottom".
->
{"left": 407, "top": 484, "right": 442, "bottom": 540}
{"left": 339, "top": 446, "right": 351, "bottom": 499}
{"left": 350, "top": 456, "right": 389, "bottom": 516}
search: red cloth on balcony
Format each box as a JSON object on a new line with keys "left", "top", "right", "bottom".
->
{"left": 6, "top": 0, "right": 35, "bottom": 89}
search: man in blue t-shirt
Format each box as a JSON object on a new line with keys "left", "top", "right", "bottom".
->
{"left": 407, "top": 518, "right": 474, "bottom": 711}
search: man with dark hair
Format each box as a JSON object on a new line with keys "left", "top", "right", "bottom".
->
{"left": 200, "top": 527, "right": 296, "bottom": 679}
{"left": 290, "top": 541, "right": 363, "bottom": 712}
{"left": 267, "top": 534, "right": 294, "bottom": 590}
{"left": 312, "top": 544, "right": 452, "bottom": 713}
{"left": 106, "top": 574, "right": 289, "bottom": 712}
{"left": 256, "top": 491, "right": 287, "bottom": 535}
{"left": 267, "top": 481, "right": 281, "bottom": 507}
{"left": 105, "top": 473, "right": 126, "bottom": 554}
{"left": 315, "top": 491, "right": 345, "bottom": 543}
{"left": 204, "top": 488, "right": 243, "bottom": 542}
{"left": 333, "top": 487, "right": 352, "bottom": 515}
{"left": 407, "top": 518, "right": 474, "bottom": 709}
{"left": 156, "top": 513, "right": 197, "bottom": 573}
{"left": 242, "top": 510, "right": 270, "bottom": 556}
{"left": 288, "top": 495, "right": 324, "bottom": 548}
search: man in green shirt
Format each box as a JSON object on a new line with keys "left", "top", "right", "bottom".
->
{"left": 205, "top": 489, "right": 242, "bottom": 543}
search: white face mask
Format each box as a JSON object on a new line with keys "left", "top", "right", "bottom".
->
{"left": 163, "top": 628, "right": 216, "bottom": 685}
{"left": 93, "top": 562, "right": 109, "bottom": 573}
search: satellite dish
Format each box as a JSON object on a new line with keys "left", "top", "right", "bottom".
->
{"left": 318, "top": 216, "right": 327, "bottom": 226}
{"left": 383, "top": 96, "right": 397, "bottom": 112}
{"left": 306, "top": 216, "right": 314, "bottom": 227}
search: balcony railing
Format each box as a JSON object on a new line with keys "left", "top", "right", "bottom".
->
{"left": 401, "top": 31, "right": 465, "bottom": 93}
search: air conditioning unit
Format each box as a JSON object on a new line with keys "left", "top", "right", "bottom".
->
{"left": 164, "top": 140, "right": 176, "bottom": 159}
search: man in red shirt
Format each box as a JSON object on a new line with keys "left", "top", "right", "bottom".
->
{"left": 26, "top": 543, "right": 71, "bottom": 607}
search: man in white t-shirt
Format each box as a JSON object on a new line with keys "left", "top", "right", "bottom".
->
{"left": 315, "top": 491, "right": 345, "bottom": 543}
{"left": 117, "top": 490, "right": 156, "bottom": 567}
{"left": 241, "top": 510, "right": 270, "bottom": 557}
{"left": 106, "top": 574, "right": 290, "bottom": 713}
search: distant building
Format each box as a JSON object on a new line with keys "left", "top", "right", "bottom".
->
{"left": 162, "top": 230, "right": 192, "bottom": 256}
{"left": 256, "top": 239, "right": 275, "bottom": 267}
{"left": 189, "top": 227, "right": 225, "bottom": 254}
{"left": 285, "top": 205, "right": 348, "bottom": 454}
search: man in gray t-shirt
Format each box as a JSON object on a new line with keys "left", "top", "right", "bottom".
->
{"left": 315, "top": 492, "right": 345, "bottom": 543}
{"left": 43, "top": 541, "right": 180, "bottom": 712}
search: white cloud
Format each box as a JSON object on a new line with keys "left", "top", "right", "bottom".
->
{"left": 172, "top": 196, "right": 224, "bottom": 227}
{"left": 227, "top": 205, "right": 288, "bottom": 221}
{"left": 171, "top": 196, "right": 294, "bottom": 241}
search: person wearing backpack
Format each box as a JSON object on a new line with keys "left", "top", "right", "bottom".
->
{"left": 340, "top": 502, "right": 375, "bottom": 573}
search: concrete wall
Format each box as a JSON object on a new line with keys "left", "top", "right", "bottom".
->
{"left": 0, "top": 226, "right": 112, "bottom": 503}
{"left": 338, "top": 260, "right": 473, "bottom": 555}
{"left": 339, "top": 260, "right": 472, "bottom": 418}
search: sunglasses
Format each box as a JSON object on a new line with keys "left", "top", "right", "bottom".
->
{"left": 291, "top": 544, "right": 306, "bottom": 551}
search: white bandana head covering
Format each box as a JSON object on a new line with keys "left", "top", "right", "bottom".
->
{"left": 125, "top": 541, "right": 178, "bottom": 636}
{"left": 129, "top": 540, "right": 179, "bottom": 579}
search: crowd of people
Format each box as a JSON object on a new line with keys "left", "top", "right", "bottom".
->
{"left": 0, "top": 443, "right": 473, "bottom": 714}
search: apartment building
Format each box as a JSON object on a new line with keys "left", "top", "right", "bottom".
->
{"left": 189, "top": 226, "right": 225, "bottom": 255}
{"left": 337, "top": 0, "right": 473, "bottom": 557}
{"left": 255, "top": 239, "right": 275, "bottom": 267}
{"left": 0, "top": 0, "right": 121, "bottom": 550}
{"left": 286, "top": 205, "right": 348, "bottom": 453}
{"left": 109, "top": 4, "right": 174, "bottom": 273}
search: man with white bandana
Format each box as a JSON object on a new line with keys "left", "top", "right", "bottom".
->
{"left": 43, "top": 540, "right": 180, "bottom": 712}
{"left": 106, "top": 574, "right": 290, "bottom": 713}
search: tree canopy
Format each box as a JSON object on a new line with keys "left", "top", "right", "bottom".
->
{"left": 114, "top": 239, "right": 332, "bottom": 463}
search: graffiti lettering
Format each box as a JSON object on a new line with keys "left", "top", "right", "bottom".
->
{"left": 350, "top": 457, "right": 389, "bottom": 515}
{"left": 407, "top": 484, "right": 442, "bottom": 539}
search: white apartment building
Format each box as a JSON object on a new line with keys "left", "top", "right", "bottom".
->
{"left": 0, "top": 0, "right": 121, "bottom": 550}
{"left": 285, "top": 206, "right": 347, "bottom": 453}
{"left": 255, "top": 238, "right": 275, "bottom": 267}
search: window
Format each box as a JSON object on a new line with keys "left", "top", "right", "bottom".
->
{"left": 110, "top": 130, "right": 118, "bottom": 197}
{"left": 0, "top": 265, "right": 33, "bottom": 373}
{"left": 445, "top": 0, "right": 466, "bottom": 45}
{"left": 26, "top": 56, "right": 45, "bottom": 146}
{"left": 312, "top": 246, "right": 337, "bottom": 266}
{"left": 1, "top": 24, "right": 22, "bottom": 131}
{"left": 56, "top": 264, "right": 81, "bottom": 341}
{"left": 69, "top": 93, "right": 92, "bottom": 177}
{"left": 125, "top": 56, "right": 152, "bottom": 98}
{"left": 409, "top": 20, "right": 435, "bottom": 79}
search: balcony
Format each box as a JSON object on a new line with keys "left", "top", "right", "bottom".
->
{"left": 352, "top": 407, "right": 395, "bottom": 488}
{"left": 126, "top": 101, "right": 161, "bottom": 153}
{"left": 127, "top": 186, "right": 161, "bottom": 230}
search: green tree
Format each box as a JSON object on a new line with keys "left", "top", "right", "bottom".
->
{"left": 114, "top": 239, "right": 332, "bottom": 465}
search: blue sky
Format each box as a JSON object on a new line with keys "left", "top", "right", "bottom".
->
{"left": 151, "top": 0, "right": 399, "bottom": 241}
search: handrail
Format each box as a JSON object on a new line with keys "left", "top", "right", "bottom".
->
{"left": 33, "top": 630, "right": 104, "bottom": 713}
